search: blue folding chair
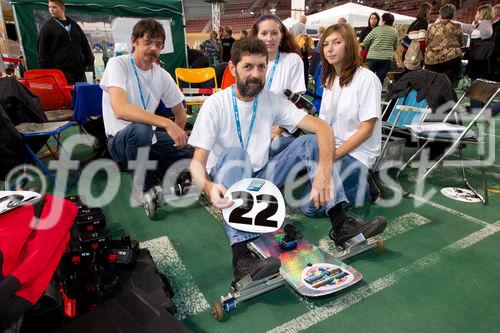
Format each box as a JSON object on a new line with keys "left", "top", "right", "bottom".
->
{"left": 397, "top": 79, "right": 500, "bottom": 204}
{"left": 15, "top": 121, "right": 79, "bottom": 191}
{"left": 72, "top": 82, "right": 103, "bottom": 124}
{"left": 373, "top": 89, "right": 430, "bottom": 171}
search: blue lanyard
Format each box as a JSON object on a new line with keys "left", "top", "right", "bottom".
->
{"left": 53, "top": 18, "right": 72, "bottom": 41}
{"left": 231, "top": 85, "right": 259, "bottom": 151}
{"left": 266, "top": 52, "right": 280, "bottom": 89}
{"left": 130, "top": 56, "right": 151, "bottom": 110}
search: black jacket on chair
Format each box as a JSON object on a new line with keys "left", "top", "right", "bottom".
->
{"left": 388, "top": 70, "right": 457, "bottom": 116}
{"left": 387, "top": 70, "right": 459, "bottom": 160}
{"left": 0, "top": 77, "right": 48, "bottom": 180}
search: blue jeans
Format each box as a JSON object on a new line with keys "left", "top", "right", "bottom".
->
{"left": 367, "top": 59, "right": 392, "bottom": 84}
{"left": 331, "top": 154, "right": 370, "bottom": 207}
{"left": 107, "top": 123, "right": 193, "bottom": 191}
{"left": 210, "top": 135, "right": 348, "bottom": 246}
{"left": 268, "top": 134, "right": 297, "bottom": 158}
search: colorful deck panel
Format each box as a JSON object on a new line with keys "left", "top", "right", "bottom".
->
{"left": 251, "top": 230, "right": 362, "bottom": 297}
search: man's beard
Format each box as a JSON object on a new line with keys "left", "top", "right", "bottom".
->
{"left": 235, "top": 71, "right": 264, "bottom": 98}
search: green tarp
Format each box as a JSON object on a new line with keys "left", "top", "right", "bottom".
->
{"left": 9, "top": 0, "right": 187, "bottom": 76}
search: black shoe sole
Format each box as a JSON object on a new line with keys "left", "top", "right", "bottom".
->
{"left": 362, "top": 216, "right": 387, "bottom": 239}
{"left": 329, "top": 216, "right": 388, "bottom": 246}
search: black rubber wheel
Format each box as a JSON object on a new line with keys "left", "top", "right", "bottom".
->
{"left": 211, "top": 300, "right": 224, "bottom": 322}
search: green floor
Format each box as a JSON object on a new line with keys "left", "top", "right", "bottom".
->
{"left": 19, "top": 113, "right": 500, "bottom": 332}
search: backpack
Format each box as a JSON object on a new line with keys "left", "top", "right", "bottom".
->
{"left": 404, "top": 40, "right": 423, "bottom": 70}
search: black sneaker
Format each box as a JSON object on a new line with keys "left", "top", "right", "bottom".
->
{"left": 234, "top": 252, "right": 281, "bottom": 281}
{"left": 329, "top": 216, "right": 387, "bottom": 246}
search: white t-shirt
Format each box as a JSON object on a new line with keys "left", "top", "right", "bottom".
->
{"left": 100, "top": 54, "right": 184, "bottom": 137}
{"left": 267, "top": 52, "right": 306, "bottom": 97}
{"left": 319, "top": 67, "right": 382, "bottom": 169}
{"left": 188, "top": 87, "right": 307, "bottom": 173}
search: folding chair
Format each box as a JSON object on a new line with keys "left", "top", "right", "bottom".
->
{"left": 175, "top": 67, "right": 218, "bottom": 108}
{"left": 373, "top": 89, "right": 430, "bottom": 171}
{"left": 19, "top": 74, "right": 73, "bottom": 122}
{"left": 220, "top": 65, "right": 235, "bottom": 89}
{"left": 72, "top": 82, "right": 102, "bottom": 125}
{"left": 24, "top": 69, "right": 73, "bottom": 103}
{"left": 15, "top": 121, "right": 79, "bottom": 192}
{"left": 396, "top": 79, "right": 500, "bottom": 204}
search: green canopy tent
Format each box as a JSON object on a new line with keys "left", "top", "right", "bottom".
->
{"left": 9, "top": 0, "right": 187, "bottom": 76}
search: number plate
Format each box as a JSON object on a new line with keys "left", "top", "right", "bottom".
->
{"left": 222, "top": 178, "right": 285, "bottom": 233}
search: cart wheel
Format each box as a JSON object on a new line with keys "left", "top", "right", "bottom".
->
{"left": 144, "top": 192, "right": 156, "bottom": 219}
{"left": 373, "top": 238, "right": 385, "bottom": 253}
{"left": 211, "top": 300, "right": 224, "bottom": 322}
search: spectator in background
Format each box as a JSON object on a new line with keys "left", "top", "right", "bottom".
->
{"left": 424, "top": 4, "right": 463, "bottom": 86}
{"left": 290, "top": 15, "right": 307, "bottom": 36}
{"left": 296, "top": 33, "right": 314, "bottom": 86}
{"left": 402, "top": 2, "right": 432, "bottom": 63}
{"left": 359, "top": 12, "right": 380, "bottom": 43}
{"left": 220, "top": 26, "right": 236, "bottom": 63}
{"left": 310, "top": 26, "right": 326, "bottom": 77}
{"left": 188, "top": 45, "right": 210, "bottom": 69}
{"left": 240, "top": 29, "right": 248, "bottom": 38}
{"left": 361, "top": 13, "right": 398, "bottom": 84}
{"left": 37, "top": 0, "right": 94, "bottom": 84}
{"left": 359, "top": 12, "right": 380, "bottom": 62}
{"left": 462, "top": 4, "right": 493, "bottom": 111}
{"left": 462, "top": 4, "right": 493, "bottom": 83}
{"left": 337, "top": 17, "right": 347, "bottom": 24}
{"left": 491, "top": 4, "right": 500, "bottom": 82}
{"left": 202, "top": 31, "right": 221, "bottom": 67}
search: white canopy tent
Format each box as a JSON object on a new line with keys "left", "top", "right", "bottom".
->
{"left": 282, "top": 17, "right": 298, "bottom": 29}
{"left": 305, "top": 3, "right": 416, "bottom": 28}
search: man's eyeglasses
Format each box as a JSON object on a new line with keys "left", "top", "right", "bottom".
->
{"left": 142, "top": 38, "right": 164, "bottom": 49}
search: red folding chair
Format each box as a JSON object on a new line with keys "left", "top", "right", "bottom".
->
{"left": 18, "top": 75, "right": 73, "bottom": 122}
{"left": 24, "top": 69, "right": 73, "bottom": 104}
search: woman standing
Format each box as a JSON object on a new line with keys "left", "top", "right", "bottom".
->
{"left": 424, "top": 4, "right": 464, "bottom": 86}
{"left": 402, "top": 2, "right": 432, "bottom": 68}
{"left": 462, "top": 4, "right": 493, "bottom": 87}
{"left": 359, "top": 12, "right": 380, "bottom": 62}
{"left": 250, "top": 14, "right": 305, "bottom": 154}
{"left": 318, "top": 23, "right": 382, "bottom": 206}
{"left": 359, "top": 12, "right": 380, "bottom": 43}
{"left": 361, "top": 13, "right": 398, "bottom": 84}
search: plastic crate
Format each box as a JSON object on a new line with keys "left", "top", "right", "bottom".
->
{"left": 375, "top": 134, "right": 406, "bottom": 171}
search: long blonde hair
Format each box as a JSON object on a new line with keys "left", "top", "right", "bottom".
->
{"left": 476, "top": 4, "right": 493, "bottom": 21}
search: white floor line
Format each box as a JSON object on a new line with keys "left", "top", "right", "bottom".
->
{"left": 318, "top": 212, "right": 432, "bottom": 255}
{"left": 142, "top": 236, "right": 210, "bottom": 320}
{"left": 486, "top": 132, "right": 500, "bottom": 138}
{"left": 267, "top": 221, "right": 500, "bottom": 333}
{"left": 385, "top": 184, "right": 489, "bottom": 227}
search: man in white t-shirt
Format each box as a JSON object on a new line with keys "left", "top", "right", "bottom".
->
{"left": 100, "top": 19, "right": 193, "bottom": 202}
{"left": 189, "top": 37, "right": 386, "bottom": 282}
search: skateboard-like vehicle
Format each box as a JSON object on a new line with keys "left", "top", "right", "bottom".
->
{"left": 211, "top": 224, "right": 384, "bottom": 321}
{"left": 143, "top": 172, "right": 201, "bottom": 219}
